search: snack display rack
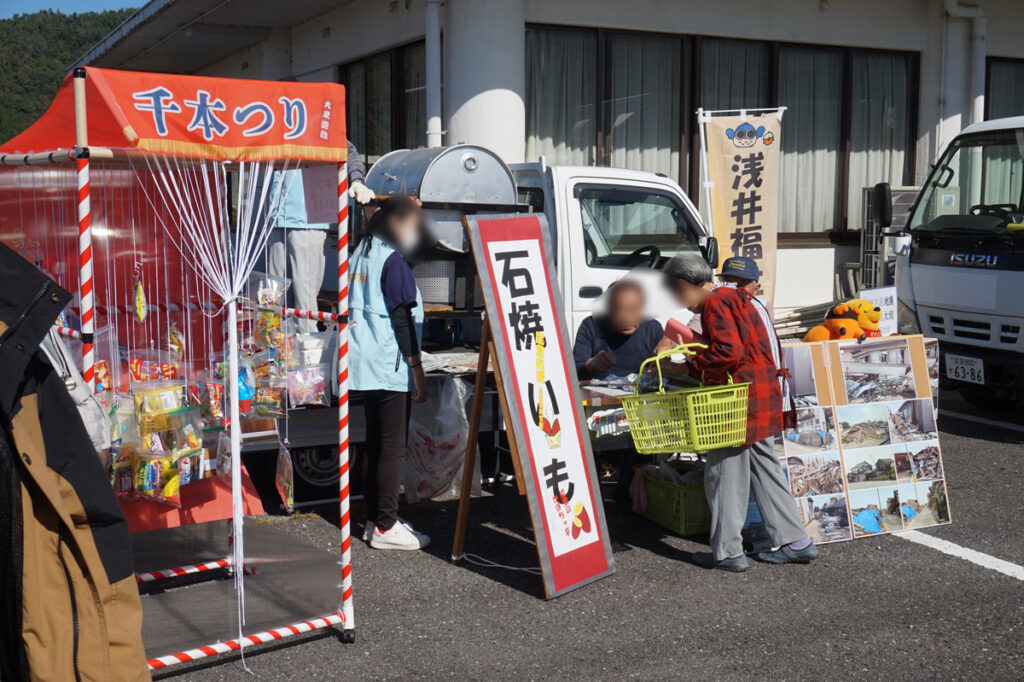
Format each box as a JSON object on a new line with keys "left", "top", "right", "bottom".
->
{"left": 0, "top": 66, "right": 356, "bottom": 668}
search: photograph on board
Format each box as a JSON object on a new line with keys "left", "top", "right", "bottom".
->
{"left": 876, "top": 484, "right": 902, "bottom": 530}
{"left": 902, "top": 439, "right": 943, "bottom": 481}
{"left": 925, "top": 338, "right": 939, "bottom": 410}
{"left": 848, "top": 488, "right": 897, "bottom": 537}
{"left": 784, "top": 452, "right": 845, "bottom": 497}
{"left": 784, "top": 407, "right": 837, "bottom": 455}
{"left": 843, "top": 445, "right": 896, "bottom": 490}
{"left": 893, "top": 448, "right": 915, "bottom": 484}
{"left": 794, "top": 494, "right": 852, "bottom": 544}
{"left": 840, "top": 337, "right": 916, "bottom": 404}
{"left": 837, "top": 402, "right": 891, "bottom": 449}
{"left": 887, "top": 398, "right": 938, "bottom": 443}
{"left": 898, "top": 480, "right": 950, "bottom": 529}
{"left": 782, "top": 344, "right": 818, "bottom": 407}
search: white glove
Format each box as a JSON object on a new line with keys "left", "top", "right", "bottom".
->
{"left": 349, "top": 181, "right": 375, "bottom": 205}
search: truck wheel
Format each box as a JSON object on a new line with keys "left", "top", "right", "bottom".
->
{"left": 292, "top": 446, "right": 340, "bottom": 488}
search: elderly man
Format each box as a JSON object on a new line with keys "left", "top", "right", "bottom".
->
{"left": 574, "top": 279, "right": 663, "bottom": 380}
{"left": 662, "top": 254, "right": 816, "bottom": 571}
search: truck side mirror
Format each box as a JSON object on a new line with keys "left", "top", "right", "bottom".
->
{"left": 702, "top": 236, "right": 719, "bottom": 270}
{"left": 872, "top": 182, "right": 893, "bottom": 229}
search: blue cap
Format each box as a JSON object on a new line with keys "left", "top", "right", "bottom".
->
{"left": 719, "top": 256, "right": 761, "bottom": 281}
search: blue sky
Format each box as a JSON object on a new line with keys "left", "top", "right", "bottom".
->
{"left": 3, "top": 2, "right": 138, "bottom": 19}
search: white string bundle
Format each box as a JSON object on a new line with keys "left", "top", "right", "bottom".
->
{"left": 131, "top": 153, "right": 295, "bottom": 664}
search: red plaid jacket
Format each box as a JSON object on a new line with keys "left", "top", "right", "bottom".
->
{"left": 688, "top": 286, "right": 783, "bottom": 445}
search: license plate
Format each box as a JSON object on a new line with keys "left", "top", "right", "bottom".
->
{"left": 945, "top": 354, "right": 985, "bottom": 385}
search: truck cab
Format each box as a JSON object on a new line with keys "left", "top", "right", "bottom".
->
{"left": 512, "top": 161, "right": 715, "bottom": 335}
{"left": 365, "top": 146, "right": 717, "bottom": 338}
{"left": 880, "top": 116, "right": 1024, "bottom": 406}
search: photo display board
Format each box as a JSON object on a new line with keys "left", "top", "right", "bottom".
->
{"left": 778, "top": 336, "right": 950, "bottom": 544}
{"left": 467, "top": 214, "right": 614, "bottom": 597}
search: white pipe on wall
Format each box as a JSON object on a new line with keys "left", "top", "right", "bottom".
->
{"left": 424, "top": 0, "right": 443, "bottom": 148}
{"left": 944, "top": 0, "right": 987, "bottom": 124}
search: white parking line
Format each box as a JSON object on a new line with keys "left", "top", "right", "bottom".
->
{"left": 938, "top": 409, "right": 1024, "bottom": 433}
{"left": 894, "top": 530, "right": 1024, "bottom": 582}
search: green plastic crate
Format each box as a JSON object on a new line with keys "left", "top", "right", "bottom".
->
{"left": 640, "top": 467, "right": 711, "bottom": 536}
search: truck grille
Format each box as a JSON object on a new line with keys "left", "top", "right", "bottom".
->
{"left": 923, "top": 309, "right": 1022, "bottom": 348}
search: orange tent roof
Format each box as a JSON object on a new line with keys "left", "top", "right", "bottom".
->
{"left": 1, "top": 67, "right": 346, "bottom": 162}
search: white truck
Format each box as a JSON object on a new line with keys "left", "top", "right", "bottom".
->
{"left": 365, "top": 145, "right": 718, "bottom": 336}
{"left": 873, "top": 116, "right": 1024, "bottom": 407}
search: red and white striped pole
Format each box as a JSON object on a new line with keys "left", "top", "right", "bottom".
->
{"left": 73, "top": 67, "right": 95, "bottom": 390}
{"left": 337, "top": 160, "right": 354, "bottom": 639}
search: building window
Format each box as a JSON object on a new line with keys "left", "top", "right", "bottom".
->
{"left": 777, "top": 45, "right": 844, "bottom": 234}
{"left": 847, "top": 51, "right": 914, "bottom": 231}
{"left": 525, "top": 28, "right": 597, "bottom": 166}
{"left": 340, "top": 41, "right": 430, "bottom": 162}
{"left": 987, "top": 59, "right": 1024, "bottom": 120}
{"left": 605, "top": 34, "right": 682, "bottom": 181}
{"left": 700, "top": 38, "right": 770, "bottom": 111}
{"left": 525, "top": 27, "right": 918, "bottom": 236}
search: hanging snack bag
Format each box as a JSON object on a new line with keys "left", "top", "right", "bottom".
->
{"left": 289, "top": 330, "right": 330, "bottom": 368}
{"left": 177, "top": 451, "right": 200, "bottom": 486}
{"left": 128, "top": 350, "right": 181, "bottom": 384}
{"left": 246, "top": 271, "right": 290, "bottom": 307}
{"left": 166, "top": 323, "right": 186, "bottom": 358}
{"left": 199, "top": 379, "right": 225, "bottom": 425}
{"left": 215, "top": 430, "right": 232, "bottom": 477}
{"left": 253, "top": 379, "right": 288, "bottom": 418}
{"left": 255, "top": 308, "right": 285, "bottom": 349}
{"left": 132, "top": 275, "right": 147, "bottom": 324}
{"left": 132, "top": 452, "right": 181, "bottom": 507}
{"left": 133, "top": 381, "right": 186, "bottom": 434}
{"left": 275, "top": 443, "right": 294, "bottom": 514}
{"left": 287, "top": 364, "right": 330, "bottom": 407}
{"left": 112, "top": 447, "right": 134, "bottom": 499}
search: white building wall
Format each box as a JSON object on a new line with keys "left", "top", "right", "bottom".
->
{"left": 189, "top": 0, "right": 1024, "bottom": 313}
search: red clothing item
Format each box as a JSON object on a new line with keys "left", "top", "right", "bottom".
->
{"left": 688, "top": 286, "right": 783, "bottom": 444}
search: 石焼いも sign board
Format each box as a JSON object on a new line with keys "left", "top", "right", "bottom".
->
{"left": 467, "top": 214, "right": 614, "bottom": 598}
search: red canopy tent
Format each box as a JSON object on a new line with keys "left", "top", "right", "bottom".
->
{"left": 0, "top": 66, "right": 356, "bottom": 667}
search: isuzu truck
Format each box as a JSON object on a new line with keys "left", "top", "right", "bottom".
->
{"left": 874, "top": 116, "right": 1024, "bottom": 407}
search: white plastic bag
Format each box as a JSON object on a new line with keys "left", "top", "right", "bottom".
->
{"left": 403, "top": 375, "right": 481, "bottom": 502}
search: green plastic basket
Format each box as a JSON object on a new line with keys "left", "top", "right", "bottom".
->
{"left": 640, "top": 467, "right": 711, "bottom": 536}
{"left": 620, "top": 344, "right": 749, "bottom": 454}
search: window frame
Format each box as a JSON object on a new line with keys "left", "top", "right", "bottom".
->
{"left": 985, "top": 57, "right": 1024, "bottom": 120}
{"left": 338, "top": 40, "right": 429, "bottom": 162}
{"left": 525, "top": 25, "right": 920, "bottom": 245}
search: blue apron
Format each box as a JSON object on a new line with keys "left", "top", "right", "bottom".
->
{"left": 349, "top": 235, "right": 423, "bottom": 392}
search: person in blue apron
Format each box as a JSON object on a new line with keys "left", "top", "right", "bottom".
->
{"left": 350, "top": 195, "right": 430, "bottom": 550}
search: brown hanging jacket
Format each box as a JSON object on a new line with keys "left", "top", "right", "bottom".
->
{"left": 0, "top": 242, "right": 149, "bottom": 682}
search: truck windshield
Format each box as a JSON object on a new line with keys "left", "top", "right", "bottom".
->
{"left": 577, "top": 186, "right": 700, "bottom": 270}
{"left": 908, "top": 129, "right": 1024, "bottom": 233}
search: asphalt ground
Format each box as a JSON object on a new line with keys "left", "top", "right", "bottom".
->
{"left": 156, "top": 388, "right": 1024, "bottom": 681}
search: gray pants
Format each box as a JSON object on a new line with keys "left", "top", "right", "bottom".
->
{"left": 704, "top": 437, "right": 807, "bottom": 561}
{"left": 267, "top": 228, "right": 327, "bottom": 333}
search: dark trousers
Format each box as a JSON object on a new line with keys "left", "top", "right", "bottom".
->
{"left": 359, "top": 389, "right": 408, "bottom": 531}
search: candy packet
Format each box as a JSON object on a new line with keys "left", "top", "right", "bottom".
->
{"left": 253, "top": 379, "right": 287, "bottom": 418}
{"left": 255, "top": 308, "right": 285, "bottom": 349}
{"left": 287, "top": 364, "right": 330, "bottom": 407}
{"left": 133, "top": 381, "right": 186, "bottom": 434}
{"left": 131, "top": 451, "right": 181, "bottom": 507}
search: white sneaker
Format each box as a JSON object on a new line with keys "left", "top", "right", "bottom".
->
{"left": 369, "top": 520, "right": 430, "bottom": 550}
{"left": 363, "top": 517, "right": 422, "bottom": 543}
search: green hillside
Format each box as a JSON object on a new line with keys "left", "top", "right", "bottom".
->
{"left": 0, "top": 8, "right": 136, "bottom": 143}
